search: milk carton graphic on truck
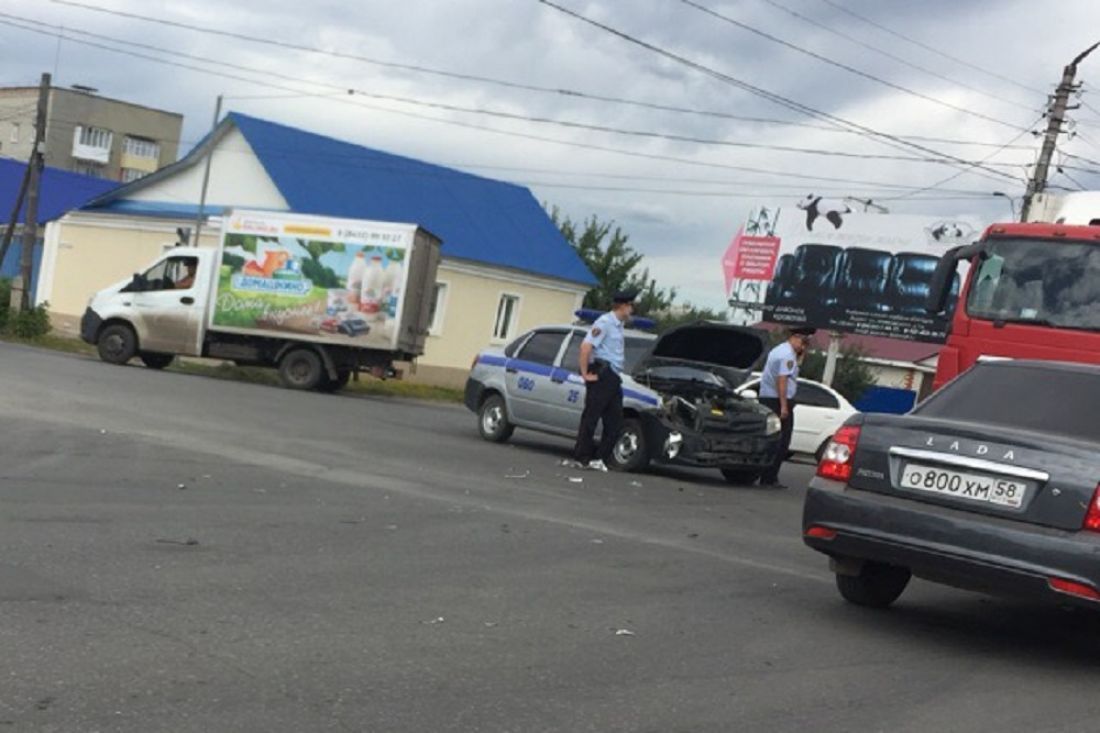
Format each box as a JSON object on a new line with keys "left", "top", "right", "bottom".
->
{"left": 79, "top": 210, "right": 441, "bottom": 391}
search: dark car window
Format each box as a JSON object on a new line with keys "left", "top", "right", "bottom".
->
{"left": 503, "top": 333, "right": 530, "bottom": 358}
{"left": 915, "top": 363, "right": 1100, "bottom": 443}
{"left": 560, "top": 331, "right": 653, "bottom": 373}
{"left": 516, "top": 330, "right": 567, "bottom": 366}
{"left": 798, "top": 382, "right": 840, "bottom": 409}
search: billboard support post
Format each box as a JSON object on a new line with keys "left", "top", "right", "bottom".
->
{"left": 821, "top": 331, "right": 840, "bottom": 387}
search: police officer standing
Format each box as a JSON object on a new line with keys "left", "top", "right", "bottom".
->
{"left": 571, "top": 291, "right": 636, "bottom": 472}
{"left": 758, "top": 325, "right": 815, "bottom": 488}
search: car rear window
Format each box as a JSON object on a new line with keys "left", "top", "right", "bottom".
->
{"left": 915, "top": 363, "right": 1100, "bottom": 443}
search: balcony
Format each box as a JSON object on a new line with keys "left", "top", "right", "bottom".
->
{"left": 71, "top": 125, "right": 112, "bottom": 164}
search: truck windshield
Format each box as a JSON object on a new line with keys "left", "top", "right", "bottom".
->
{"left": 966, "top": 237, "right": 1100, "bottom": 330}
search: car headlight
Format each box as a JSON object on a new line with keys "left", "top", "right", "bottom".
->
{"left": 765, "top": 413, "right": 781, "bottom": 435}
{"left": 663, "top": 431, "right": 683, "bottom": 460}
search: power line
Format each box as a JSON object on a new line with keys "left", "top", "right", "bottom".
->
{"left": 534, "top": 0, "right": 1019, "bottom": 183}
{"left": 815, "top": 0, "right": 1046, "bottom": 96}
{"left": 680, "top": 0, "right": 1029, "bottom": 130}
{"left": 754, "top": 0, "right": 1038, "bottom": 112}
{"left": 0, "top": 13, "right": 1029, "bottom": 178}
{"left": 40, "top": 0, "right": 1027, "bottom": 152}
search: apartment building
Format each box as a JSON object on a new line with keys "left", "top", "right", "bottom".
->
{"left": 0, "top": 85, "right": 182, "bottom": 182}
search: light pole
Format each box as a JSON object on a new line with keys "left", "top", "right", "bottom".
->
{"left": 992, "top": 191, "right": 1018, "bottom": 220}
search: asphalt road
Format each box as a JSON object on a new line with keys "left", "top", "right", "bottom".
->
{"left": 3, "top": 343, "right": 1100, "bottom": 733}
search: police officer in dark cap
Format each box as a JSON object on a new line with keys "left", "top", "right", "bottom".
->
{"left": 570, "top": 290, "right": 637, "bottom": 471}
{"left": 758, "top": 324, "right": 816, "bottom": 487}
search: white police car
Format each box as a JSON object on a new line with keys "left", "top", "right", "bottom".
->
{"left": 464, "top": 312, "right": 782, "bottom": 483}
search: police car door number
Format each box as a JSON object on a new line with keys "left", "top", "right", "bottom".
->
{"left": 900, "top": 464, "right": 1026, "bottom": 509}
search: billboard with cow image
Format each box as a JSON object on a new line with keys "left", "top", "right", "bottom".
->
{"left": 725, "top": 197, "right": 980, "bottom": 343}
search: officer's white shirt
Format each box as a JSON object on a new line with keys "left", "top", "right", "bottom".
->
{"left": 760, "top": 341, "right": 799, "bottom": 399}
{"left": 584, "top": 312, "right": 626, "bottom": 373}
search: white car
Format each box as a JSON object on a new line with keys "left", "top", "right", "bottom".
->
{"left": 735, "top": 375, "right": 858, "bottom": 460}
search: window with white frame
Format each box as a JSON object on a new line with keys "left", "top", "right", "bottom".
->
{"left": 74, "top": 161, "right": 106, "bottom": 178}
{"left": 120, "top": 167, "right": 145, "bottom": 183}
{"left": 123, "top": 135, "right": 160, "bottom": 160}
{"left": 492, "top": 293, "right": 520, "bottom": 342}
{"left": 78, "top": 126, "right": 112, "bottom": 150}
{"left": 9, "top": 123, "right": 18, "bottom": 143}
{"left": 427, "top": 282, "right": 449, "bottom": 336}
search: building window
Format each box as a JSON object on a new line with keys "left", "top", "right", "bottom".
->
{"left": 120, "top": 167, "right": 145, "bottom": 183}
{"left": 9, "top": 123, "right": 18, "bottom": 143}
{"left": 492, "top": 293, "right": 521, "bottom": 342}
{"left": 427, "top": 281, "right": 449, "bottom": 336}
{"left": 78, "top": 126, "right": 112, "bottom": 150}
{"left": 74, "top": 161, "right": 106, "bottom": 178}
{"left": 123, "top": 135, "right": 160, "bottom": 160}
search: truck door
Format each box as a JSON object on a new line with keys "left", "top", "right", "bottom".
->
{"left": 129, "top": 254, "right": 204, "bottom": 355}
{"left": 505, "top": 329, "right": 569, "bottom": 428}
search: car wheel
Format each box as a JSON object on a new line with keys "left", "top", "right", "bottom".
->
{"left": 278, "top": 348, "right": 324, "bottom": 390}
{"left": 608, "top": 418, "right": 649, "bottom": 472}
{"left": 478, "top": 394, "right": 514, "bottom": 442}
{"left": 720, "top": 468, "right": 761, "bottom": 485}
{"left": 97, "top": 323, "right": 138, "bottom": 365}
{"left": 477, "top": 394, "right": 514, "bottom": 440}
{"left": 317, "top": 369, "right": 351, "bottom": 393}
{"left": 139, "top": 352, "right": 175, "bottom": 370}
{"left": 835, "top": 562, "right": 911, "bottom": 609}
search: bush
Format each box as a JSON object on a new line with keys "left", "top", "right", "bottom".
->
{"left": 5, "top": 301, "right": 51, "bottom": 339}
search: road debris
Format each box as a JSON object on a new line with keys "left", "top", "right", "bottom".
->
{"left": 177, "top": 483, "right": 187, "bottom": 490}
{"left": 155, "top": 538, "right": 199, "bottom": 546}
{"left": 590, "top": 539, "right": 604, "bottom": 544}
{"left": 505, "top": 470, "right": 530, "bottom": 479}
{"left": 629, "top": 481, "right": 643, "bottom": 487}
{"left": 423, "top": 616, "right": 445, "bottom": 625}
{"left": 384, "top": 524, "right": 398, "bottom": 531}
{"left": 559, "top": 459, "right": 584, "bottom": 469}
{"left": 484, "top": 622, "right": 498, "bottom": 628}
{"left": 568, "top": 477, "right": 584, "bottom": 484}
{"left": 614, "top": 628, "right": 635, "bottom": 637}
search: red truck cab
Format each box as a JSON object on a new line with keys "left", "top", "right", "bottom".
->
{"left": 927, "top": 222, "right": 1100, "bottom": 390}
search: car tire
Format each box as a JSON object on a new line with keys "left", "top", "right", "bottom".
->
{"left": 278, "top": 348, "right": 324, "bottom": 390}
{"left": 97, "top": 323, "right": 138, "bottom": 365}
{"left": 608, "top": 418, "right": 649, "bottom": 472}
{"left": 835, "top": 562, "right": 911, "bottom": 609}
{"left": 139, "top": 352, "right": 175, "bottom": 370}
{"left": 317, "top": 369, "right": 351, "bottom": 393}
{"left": 478, "top": 394, "right": 514, "bottom": 442}
{"left": 720, "top": 468, "right": 761, "bottom": 485}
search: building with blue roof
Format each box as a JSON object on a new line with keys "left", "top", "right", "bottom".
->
{"left": 0, "top": 158, "right": 117, "bottom": 291}
{"left": 35, "top": 113, "right": 594, "bottom": 384}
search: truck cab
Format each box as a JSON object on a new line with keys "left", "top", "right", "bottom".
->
{"left": 81, "top": 248, "right": 216, "bottom": 366}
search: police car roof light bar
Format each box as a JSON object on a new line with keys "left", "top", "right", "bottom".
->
{"left": 574, "top": 309, "right": 656, "bottom": 331}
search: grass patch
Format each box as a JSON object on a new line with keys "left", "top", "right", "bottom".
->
{"left": 168, "top": 360, "right": 282, "bottom": 385}
{"left": 0, "top": 331, "right": 97, "bottom": 355}
{"left": 346, "top": 378, "right": 464, "bottom": 403}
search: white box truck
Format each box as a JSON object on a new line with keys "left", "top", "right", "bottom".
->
{"left": 80, "top": 209, "right": 442, "bottom": 392}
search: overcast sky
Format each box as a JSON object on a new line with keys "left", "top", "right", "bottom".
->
{"left": 3, "top": 0, "right": 1100, "bottom": 309}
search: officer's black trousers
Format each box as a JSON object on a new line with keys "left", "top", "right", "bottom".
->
{"left": 759, "top": 397, "right": 795, "bottom": 484}
{"left": 573, "top": 368, "right": 623, "bottom": 463}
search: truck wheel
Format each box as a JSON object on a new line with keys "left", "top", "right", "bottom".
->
{"left": 278, "top": 348, "right": 324, "bottom": 390}
{"left": 97, "top": 324, "right": 137, "bottom": 365}
{"left": 835, "top": 562, "right": 911, "bottom": 609}
{"left": 609, "top": 418, "right": 649, "bottom": 472}
{"left": 317, "top": 369, "right": 351, "bottom": 393}
{"left": 478, "top": 394, "right": 514, "bottom": 442}
{"left": 140, "top": 352, "right": 175, "bottom": 370}
{"left": 720, "top": 468, "right": 761, "bottom": 485}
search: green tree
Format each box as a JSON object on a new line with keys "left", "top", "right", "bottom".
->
{"left": 550, "top": 206, "right": 675, "bottom": 314}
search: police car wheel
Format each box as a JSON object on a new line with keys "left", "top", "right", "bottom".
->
{"left": 478, "top": 394, "right": 514, "bottom": 442}
{"left": 609, "top": 419, "right": 649, "bottom": 472}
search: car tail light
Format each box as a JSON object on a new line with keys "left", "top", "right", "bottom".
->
{"left": 804, "top": 525, "right": 837, "bottom": 540}
{"left": 1049, "top": 577, "right": 1100, "bottom": 601}
{"left": 816, "top": 425, "right": 861, "bottom": 482}
{"left": 1083, "top": 485, "right": 1100, "bottom": 532}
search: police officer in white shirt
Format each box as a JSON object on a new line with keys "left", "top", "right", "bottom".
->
{"left": 758, "top": 325, "right": 815, "bottom": 488}
{"left": 571, "top": 291, "right": 636, "bottom": 472}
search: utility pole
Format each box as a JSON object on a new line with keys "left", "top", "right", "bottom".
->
{"left": 1021, "top": 41, "right": 1100, "bottom": 222}
{"left": 18, "top": 72, "right": 50, "bottom": 312}
{"left": 193, "top": 94, "right": 223, "bottom": 248}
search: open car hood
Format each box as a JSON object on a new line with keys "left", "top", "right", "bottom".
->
{"left": 632, "top": 321, "right": 768, "bottom": 390}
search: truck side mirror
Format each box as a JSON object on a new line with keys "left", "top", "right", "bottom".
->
{"left": 925, "top": 247, "right": 960, "bottom": 315}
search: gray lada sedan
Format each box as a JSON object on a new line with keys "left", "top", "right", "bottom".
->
{"left": 804, "top": 359, "right": 1100, "bottom": 609}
